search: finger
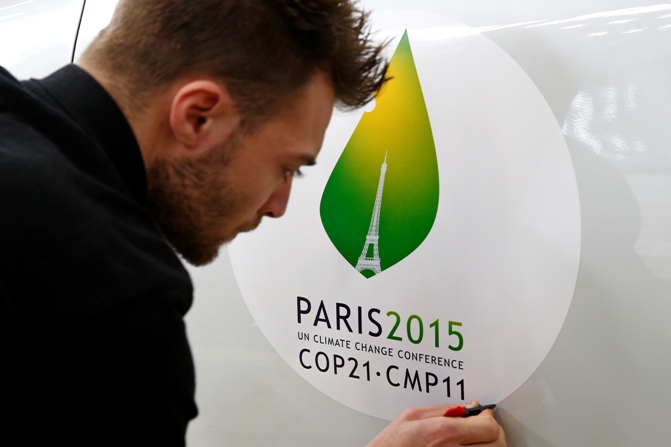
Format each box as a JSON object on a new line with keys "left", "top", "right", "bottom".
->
{"left": 418, "top": 409, "right": 501, "bottom": 445}
{"left": 458, "top": 411, "right": 502, "bottom": 445}
{"left": 400, "top": 403, "right": 466, "bottom": 421}
{"left": 463, "top": 423, "right": 506, "bottom": 446}
{"left": 402, "top": 400, "right": 483, "bottom": 421}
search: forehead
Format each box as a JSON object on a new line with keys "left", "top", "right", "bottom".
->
{"left": 261, "top": 72, "right": 336, "bottom": 150}
{"left": 285, "top": 72, "right": 335, "bottom": 130}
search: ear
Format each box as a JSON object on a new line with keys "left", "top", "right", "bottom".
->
{"left": 169, "top": 80, "right": 240, "bottom": 156}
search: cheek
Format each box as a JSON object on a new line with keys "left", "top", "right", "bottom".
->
{"left": 220, "top": 145, "right": 284, "bottom": 217}
{"left": 220, "top": 178, "right": 270, "bottom": 221}
{"left": 242, "top": 169, "right": 284, "bottom": 212}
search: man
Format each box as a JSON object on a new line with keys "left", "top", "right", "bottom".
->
{"left": 0, "top": 0, "right": 506, "bottom": 445}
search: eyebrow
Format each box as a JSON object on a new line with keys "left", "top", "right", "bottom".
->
{"left": 296, "top": 154, "right": 317, "bottom": 166}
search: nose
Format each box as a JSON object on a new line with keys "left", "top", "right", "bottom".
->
{"left": 257, "top": 177, "right": 293, "bottom": 218}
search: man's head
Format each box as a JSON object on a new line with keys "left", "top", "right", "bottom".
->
{"left": 79, "top": 0, "right": 388, "bottom": 265}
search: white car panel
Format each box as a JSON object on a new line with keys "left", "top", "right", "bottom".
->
{"left": 0, "top": 0, "right": 83, "bottom": 79}
{"left": 71, "top": 0, "right": 117, "bottom": 62}
{"left": 182, "top": 2, "right": 671, "bottom": 446}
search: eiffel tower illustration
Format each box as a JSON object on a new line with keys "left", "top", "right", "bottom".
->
{"left": 355, "top": 152, "right": 388, "bottom": 276}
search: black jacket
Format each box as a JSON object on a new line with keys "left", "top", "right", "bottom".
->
{"left": 0, "top": 65, "right": 197, "bottom": 446}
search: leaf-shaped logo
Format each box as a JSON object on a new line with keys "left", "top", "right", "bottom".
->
{"left": 320, "top": 30, "right": 439, "bottom": 279}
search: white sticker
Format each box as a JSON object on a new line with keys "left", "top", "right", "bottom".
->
{"left": 229, "top": 10, "right": 580, "bottom": 421}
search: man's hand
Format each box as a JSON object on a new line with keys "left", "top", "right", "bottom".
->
{"left": 366, "top": 402, "right": 506, "bottom": 447}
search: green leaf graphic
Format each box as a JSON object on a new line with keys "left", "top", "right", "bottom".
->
{"left": 320, "top": 30, "right": 439, "bottom": 279}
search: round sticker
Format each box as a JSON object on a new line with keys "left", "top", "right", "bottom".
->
{"left": 229, "top": 10, "right": 581, "bottom": 421}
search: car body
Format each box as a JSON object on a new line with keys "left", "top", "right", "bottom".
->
{"left": 2, "top": 0, "right": 670, "bottom": 445}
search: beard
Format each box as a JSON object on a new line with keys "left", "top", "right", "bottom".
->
{"left": 145, "top": 135, "right": 259, "bottom": 266}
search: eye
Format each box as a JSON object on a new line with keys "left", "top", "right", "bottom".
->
{"left": 284, "top": 168, "right": 304, "bottom": 182}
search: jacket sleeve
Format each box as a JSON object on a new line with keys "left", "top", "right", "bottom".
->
{"left": 3, "top": 288, "right": 198, "bottom": 447}
{"left": 0, "top": 118, "right": 197, "bottom": 446}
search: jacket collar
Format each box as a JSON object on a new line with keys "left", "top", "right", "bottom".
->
{"left": 32, "top": 64, "right": 147, "bottom": 205}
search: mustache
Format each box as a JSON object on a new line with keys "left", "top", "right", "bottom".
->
{"left": 237, "top": 216, "right": 263, "bottom": 234}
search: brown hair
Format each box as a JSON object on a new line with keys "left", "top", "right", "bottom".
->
{"left": 82, "top": 0, "right": 388, "bottom": 124}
